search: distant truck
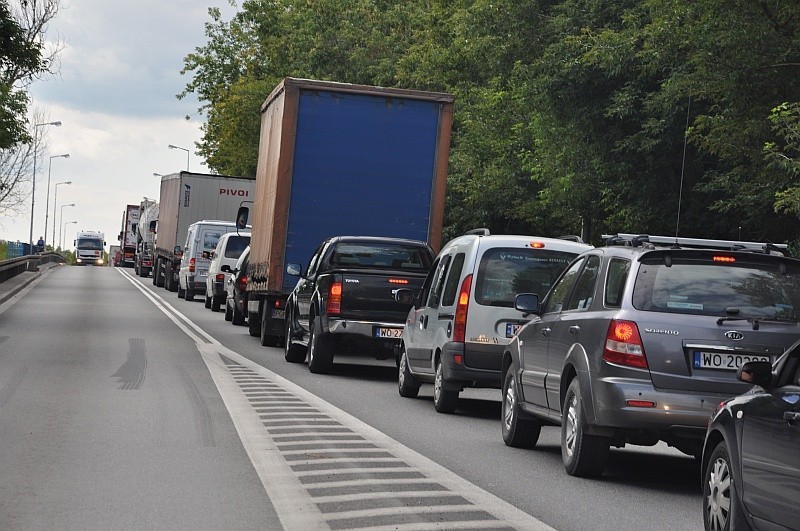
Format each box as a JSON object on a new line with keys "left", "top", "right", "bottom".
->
{"left": 74, "top": 231, "right": 105, "bottom": 266}
{"left": 152, "top": 171, "right": 256, "bottom": 292}
{"left": 118, "top": 204, "right": 139, "bottom": 268}
{"left": 108, "top": 245, "right": 121, "bottom": 266}
{"left": 239, "top": 78, "right": 453, "bottom": 347}
{"left": 134, "top": 198, "right": 158, "bottom": 277}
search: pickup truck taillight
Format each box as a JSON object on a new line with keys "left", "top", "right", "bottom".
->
{"left": 327, "top": 281, "right": 342, "bottom": 316}
{"left": 453, "top": 274, "right": 472, "bottom": 343}
{"left": 189, "top": 257, "right": 195, "bottom": 273}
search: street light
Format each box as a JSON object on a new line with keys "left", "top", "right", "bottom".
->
{"left": 153, "top": 172, "right": 163, "bottom": 177}
{"left": 167, "top": 144, "right": 189, "bottom": 171}
{"left": 59, "top": 203, "right": 76, "bottom": 250}
{"left": 52, "top": 180, "right": 72, "bottom": 247}
{"left": 62, "top": 220, "right": 77, "bottom": 250}
{"left": 29, "top": 120, "right": 62, "bottom": 252}
{"left": 43, "top": 153, "right": 70, "bottom": 248}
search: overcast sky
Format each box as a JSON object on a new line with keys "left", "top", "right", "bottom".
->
{"left": 0, "top": 0, "right": 238, "bottom": 249}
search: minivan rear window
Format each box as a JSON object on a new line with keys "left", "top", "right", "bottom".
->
{"left": 330, "top": 243, "right": 432, "bottom": 272}
{"left": 224, "top": 235, "right": 250, "bottom": 258}
{"left": 632, "top": 255, "right": 800, "bottom": 321}
{"left": 474, "top": 248, "right": 578, "bottom": 307}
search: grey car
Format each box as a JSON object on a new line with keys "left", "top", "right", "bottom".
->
{"left": 501, "top": 234, "right": 800, "bottom": 477}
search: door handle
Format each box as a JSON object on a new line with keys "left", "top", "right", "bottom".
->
{"left": 569, "top": 325, "right": 581, "bottom": 335}
{"left": 784, "top": 411, "right": 800, "bottom": 424}
{"left": 541, "top": 328, "right": 551, "bottom": 337}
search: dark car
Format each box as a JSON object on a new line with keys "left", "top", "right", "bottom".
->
{"left": 501, "top": 234, "right": 800, "bottom": 477}
{"left": 701, "top": 343, "right": 800, "bottom": 531}
{"left": 224, "top": 246, "right": 250, "bottom": 326}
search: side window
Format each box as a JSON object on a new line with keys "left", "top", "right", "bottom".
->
{"left": 305, "top": 243, "right": 327, "bottom": 278}
{"left": 565, "top": 255, "right": 600, "bottom": 311}
{"left": 417, "top": 257, "right": 441, "bottom": 308}
{"left": 604, "top": 258, "right": 631, "bottom": 308}
{"left": 543, "top": 258, "right": 584, "bottom": 314}
{"left": 441, "top": 253, "right": 466, "bottom": 307}
{"left": 427, "top": 255, "right": 452, "bottom": 308}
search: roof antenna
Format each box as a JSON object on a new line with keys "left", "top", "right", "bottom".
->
{"left": 675, "top": 93, "right": 691, "bottom": 244}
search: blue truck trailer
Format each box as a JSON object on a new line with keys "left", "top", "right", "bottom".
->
{"left": 244, "top": 77, "right": 454, "bottom": 346}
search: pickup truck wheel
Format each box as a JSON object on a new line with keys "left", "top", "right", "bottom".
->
{"left": 561, "top": 378, "right": 610, "bottom": 477}
{"left": 433, "top": 358, "right": 458, "bottom": 414}
{"left": 398, "top": 347, "right": 421, "bottom": 398}
{"left": 307, "top": 320, "right": 334, "bottom": 374}
{"left": 284, "top": 318, "right": 306, "bottom": 363}
{"left": 502, "top": 369, "right": 541, "bottom": 448}
{"left": 224, "top": 299, "right": 233, "bottom": 321}
{"left": 204, "top": 294, "right": 212, "bottom": 309}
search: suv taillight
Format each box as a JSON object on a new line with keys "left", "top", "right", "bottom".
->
{"left": 453, "top": 274, "right": 473, "bottom": 343}
{"left": 602, "top": 320, "right": 648, "bottom": 369}
{"left": 189, "top": 257, "right": 195, "bottom": 273}
{"left": 327, "top": 281, "right": 342, "bottom": 316}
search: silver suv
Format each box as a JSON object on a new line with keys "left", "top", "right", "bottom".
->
{"left": 501, "top": 234, "right": 800, "bottom": 477}
{"left": 396, "top": 229, "right": 592, "bottom": 413}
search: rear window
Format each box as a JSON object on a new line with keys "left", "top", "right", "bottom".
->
{"left": 475, "top": 248, "right": 579, "bottom": 307}
{"left": 330, "top": 243, "right": 432, "bottom": 272}
{"left": 203, "top": 230, "right": 224, "bottom": 252}
{"left": 632, "top": 254, "right": 800, "bottom": 321}
{"left": 224, "top": 235, "right": 250, "bottom": 259}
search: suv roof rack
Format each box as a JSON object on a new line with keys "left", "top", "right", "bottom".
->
{"left": 602, "top": 233, "right": 788, "bottom": 254}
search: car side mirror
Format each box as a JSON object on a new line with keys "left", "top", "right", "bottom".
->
{"left": 174, "top": 245, "right": 181, "bottom": 254}
{"left": 221, "top": 265, "right": 231, "bottom": 273}
{"left": 286, "top": 263, "right": 302, "bottom": 276}
{"left": 394, "top": 288, "right": 415, "bottom": 306}
{"left": 514, "top": 293, "right": 540, "bottom": 316}
{"left": 738, "top": 361, "right": 773, "bottom": 389}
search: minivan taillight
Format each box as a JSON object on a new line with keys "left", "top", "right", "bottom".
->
{"left": 189, "top": 257, "right": 196, "bottom": 273}
{"left": 327, "top": 281, "right": 342, "bottom": 316}
{"left": 602, "top": 320, "right": 648, "bottom": 369}
{"left": 453, "top": 274, "right": 473, "bottom": 343}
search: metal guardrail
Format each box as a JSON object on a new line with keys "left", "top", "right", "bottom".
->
{"left": 0, "top": 252, "right": 66, "bottom": 283}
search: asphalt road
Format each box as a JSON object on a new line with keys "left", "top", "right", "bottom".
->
{"left": 0, "top": 265, "right": 703, "bottom": 530}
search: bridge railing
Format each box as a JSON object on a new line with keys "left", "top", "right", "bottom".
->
{"left": 0, "top": 252, "right": 66, "bottom": 283}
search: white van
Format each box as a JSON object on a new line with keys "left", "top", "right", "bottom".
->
{"left": 178, "top": 220, "right": 246, "bottom": 301}
{"left": 396, "top": 229, "right": 592, "bottom": 413}
{"left": 204, "top": 231, "right": 251, "bottom": 311}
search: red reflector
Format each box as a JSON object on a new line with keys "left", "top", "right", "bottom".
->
{"left": 626, "top": 400, "right": 656, "bottom": 408}
{"left": 530, "top": 242, "right": 545, "bottom": 249}
{"left": 453, "top": 354, "right": 463, "bottom": 365}
{"left": 713, "top": 256, "right": 736, "bottom": 263}
{"left": 388, "top": 278, "right": 409, "bottom": 284}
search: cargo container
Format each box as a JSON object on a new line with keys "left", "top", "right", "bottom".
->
{"left": 241, "top": 78, "right": 453, "bottom": 346}
{"left": 118, "top": 204, "right": 139, "bottom": 268}
{"left": 152, "top": 171, "right": 255, "bottom": 292}
{"left": 134, "top": 198, "right": 158, "bottom": 277}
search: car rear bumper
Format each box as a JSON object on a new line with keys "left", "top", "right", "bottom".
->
{"left": 440, "top": 342, "right": 503, "bottom": 389}
{"left": 327, "top": 318, "right": 404, "bottom": 342}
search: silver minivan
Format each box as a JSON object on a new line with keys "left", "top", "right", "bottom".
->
{"left": 396, "top": 229, "right": 592, "bottom": 413}
{"left": 178, "top": 220, "right": 243, "bottom": 301}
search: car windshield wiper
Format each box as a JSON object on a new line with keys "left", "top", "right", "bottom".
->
{"left": 716, "top": 316, "right": 797, "bottom": 330}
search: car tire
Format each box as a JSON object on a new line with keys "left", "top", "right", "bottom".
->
{"left": 561, "top": 378, "right": 610, "bottom": 478}
{"left": 185, "top": 287, "right": 194, "bottom": 301}
{"left": 204, "top": 294, "right": 212, "bottom": 309}
{"left": 284, "top": 316, "right": 306, "bottom": 363}
{"left": 232, "top": 297, "right": 246, "bottom": 326}
{"left": 211, "top": 295, "right": 221, "bottom": 313}
{"left": 502, "top": 368, "right": 541, "bottom": 448}
{"left": 224, "top": 299, "right": 233, "bottom": 321}
{"left": 307, "top": 319, "right": 334, "bottom": 374}
{"left": 704, "top": 441, "right": 748, "bottom": 531}
{"left": 178, "top": 284, "right": 185, "bottom": 299}
{"left": 433, "top": 357, "right": 458, "bottom": 414}
{"left": 398, "top": 346, "right": 421, "bottom": 398}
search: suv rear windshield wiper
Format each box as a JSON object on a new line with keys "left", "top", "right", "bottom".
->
{"left": 716, "top": 316, "right": 797, "bottom": 330}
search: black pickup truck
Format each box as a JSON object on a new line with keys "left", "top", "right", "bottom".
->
{"left": 284, "top": 236, "right": 434, "bottom": 374}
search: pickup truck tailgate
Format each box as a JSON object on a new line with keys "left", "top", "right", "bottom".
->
{"left": 339, "top": 271, "right": 426, "bottom": 322}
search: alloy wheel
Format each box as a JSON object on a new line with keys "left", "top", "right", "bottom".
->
{"left": 564, "top": 393, "right": 578, "bottom": 458}
{"left": 706, "top": 457, "right": 731, "bottom": 531}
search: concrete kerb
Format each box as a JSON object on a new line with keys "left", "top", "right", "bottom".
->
{"left": 0, "top": 262, "right": 61, "bottom": 305}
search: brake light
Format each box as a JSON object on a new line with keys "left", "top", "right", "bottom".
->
{"left": 453, "top": 274, "right": 473, "bottom": 343}
{"left": 237, "top": 275, "right": 247, "bottom": 291}
{"left": 215, "top": 273, "right": 225, "bottom": 282}
{"left": 530, "top": 242, "right": 545, "bottom": 249}
{"left": 189, "top": 257, "right": 195, "bottom": 273}
{"left": 602, "top": 320, "right": 648, "bottom": 369}
{"left": 327, "top": 281, "right": 342, "bottom": 316}
{"left": 388, "top": 278, "right": 409, "bottom": 284}
{"left": 713, "top": 256, "right": 736, "bottom": 263}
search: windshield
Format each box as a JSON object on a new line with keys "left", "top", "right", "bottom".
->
{"left": 633, "top": 255, "right": 800, "bottom": 322}
{"left": 330, "top": 242, "right": 432, "bottom": 272}
{"left": 77, "top": 238, "right": 103, "bottom": 250}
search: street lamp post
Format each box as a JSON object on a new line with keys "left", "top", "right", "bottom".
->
{"left": 44, "top": 153, "right": 69, "bottom": 248}
{"left": 59, "top": 203, "right": 76, "bottom": 250}
{"left": 153, "top": 172, "right": 163, "bottom": 178}
{"left": 29, "top": 120, "right": 62, "bottom": 252}
{"left": 52, "top": 181, "right": 72, "bottom": 247}
{"left": 62, "top": 220, "right": 77, "bottom": 250}
{"left": 167, "top": 144, "right": 189, "bottom": 171}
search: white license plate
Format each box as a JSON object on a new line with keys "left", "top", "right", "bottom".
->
{"left": 271, "top": 309, "right": 285, "bottom": 319}
{"left": 506, "top": 323, "right": 523, "bottom": 338}
{"left": 692, "top": 351, "right": 770, "bottom": 371}
{"left": 375, "top": 327, "right": 403, "bottom": 339}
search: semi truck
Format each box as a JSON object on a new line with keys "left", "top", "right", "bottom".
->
{"left": 134, "top": 198, "right": 158, "bottom": 277}
{"left": 152, "top": 171, "right": 256, "bottom": 292}
{"left": 240, "top": 77, "right": 454, "bottom": 347}
{"left": 74, "top": 231, "right": 105, "bottom": 266}
{"left": 118, "top": 204, "right": 139, "bottom": 268}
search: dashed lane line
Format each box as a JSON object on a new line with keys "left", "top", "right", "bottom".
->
{"left": 118, "top": 268, "right": 553, "bottom": 530}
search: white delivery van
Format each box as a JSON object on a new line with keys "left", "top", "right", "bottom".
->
{"left": 177, "top": 220, "right": 247, "bottom": 301}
